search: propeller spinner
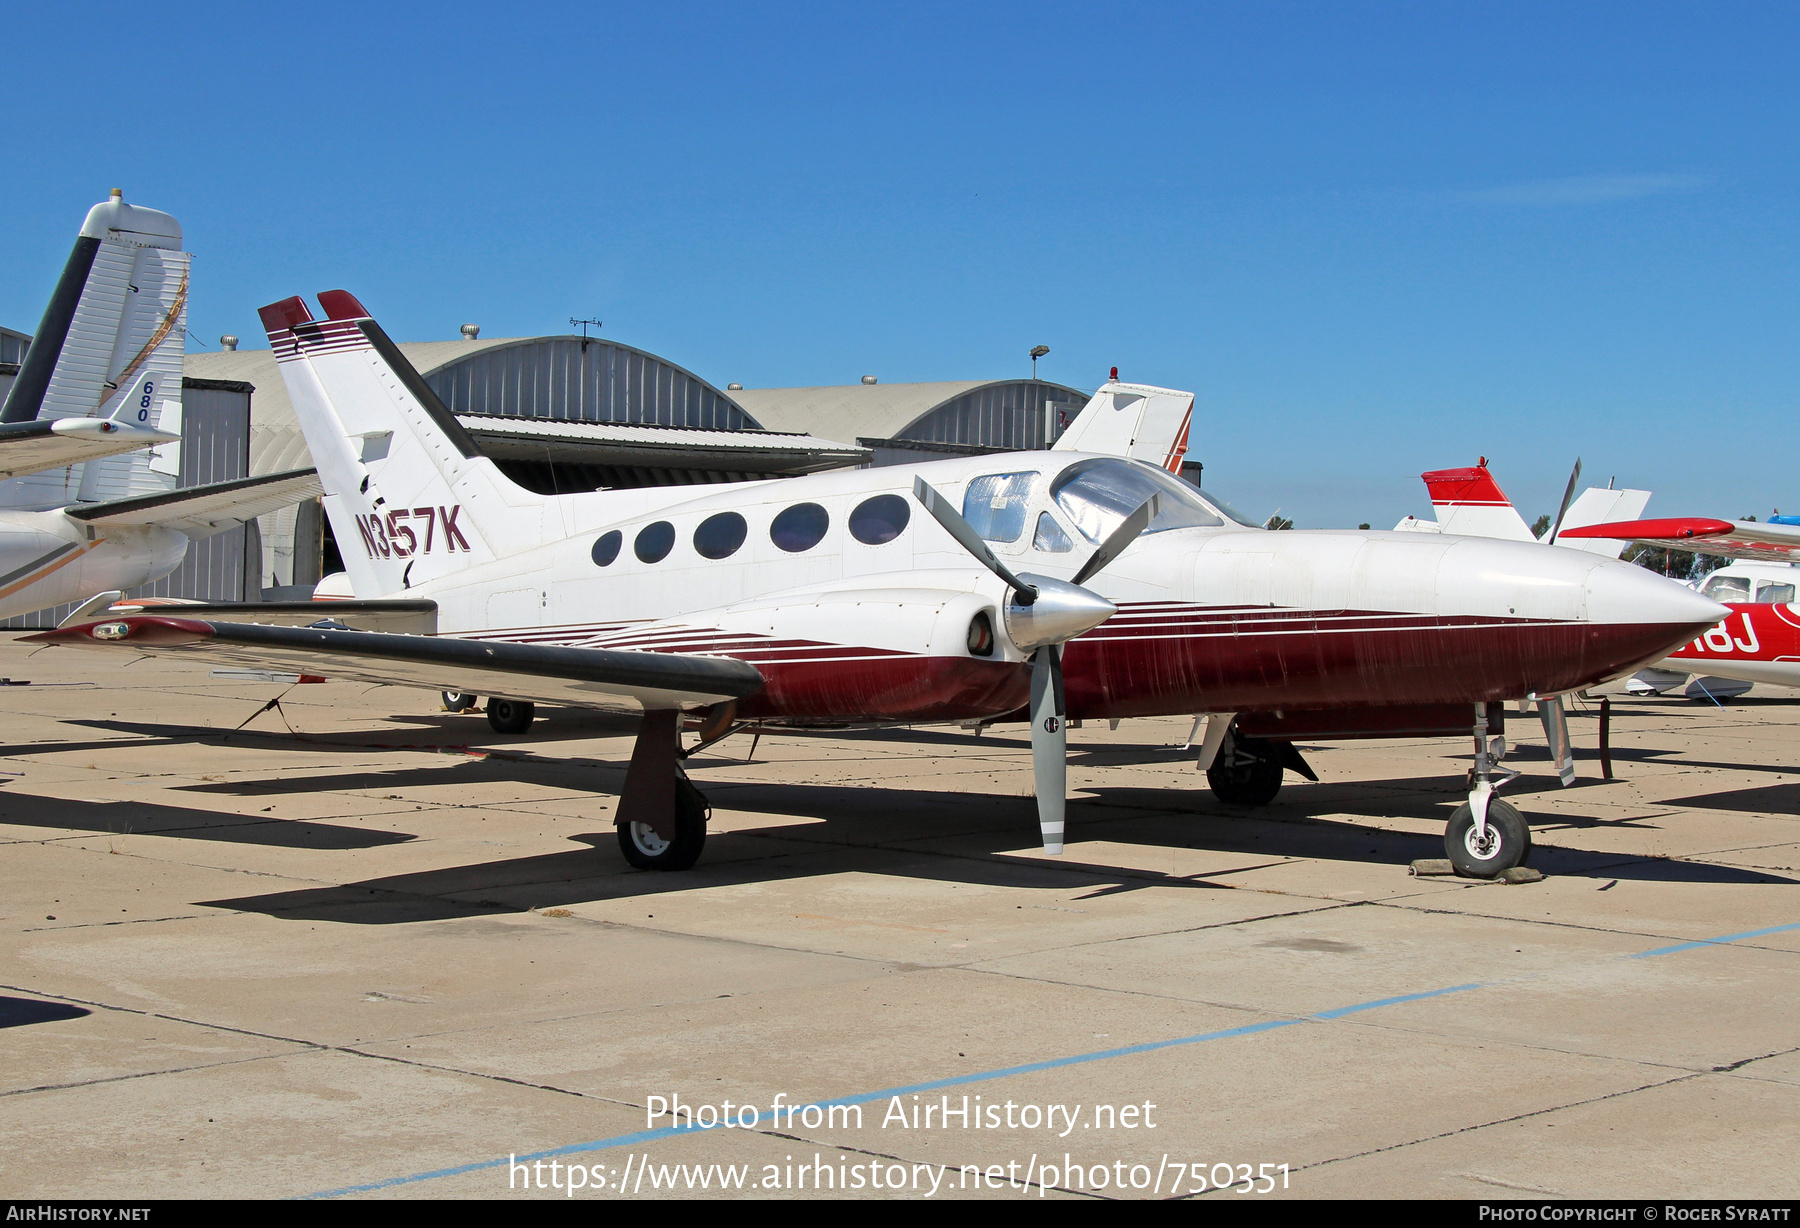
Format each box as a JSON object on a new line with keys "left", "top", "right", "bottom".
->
{"left": 913, "top": 476, "right": 1157, "bottom": 854}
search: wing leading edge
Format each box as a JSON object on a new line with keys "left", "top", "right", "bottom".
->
{"left": 23, "top": 617, "right": 766, "bottom": 712}
{"left": 1559, "top": 517, "right": 1800, "bottom": 563}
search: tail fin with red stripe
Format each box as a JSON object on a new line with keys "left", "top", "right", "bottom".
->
{"left": 1051, "top": 380, "right": 1194, "bottom": 474}
{"left": 1418, "top": 458, "right": 1536, "bottom": 541}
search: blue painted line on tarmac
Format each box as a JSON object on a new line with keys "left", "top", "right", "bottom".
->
{"left": 1628, "top": 920, "right": 1800, "bottom": 959}
{"left": 302, "top": 985, "right": 1482, "bottom": 1198}
{"left": 306, "top": 917, "right": 1797, "bottom": 1199}
{"left": 1310, "top": 983, "right": 1483, "bottom": 1018}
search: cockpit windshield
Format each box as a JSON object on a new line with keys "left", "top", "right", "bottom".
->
{"left": 1199, "top": 489, "right": 1261, "bottom": 528}
{"left": 1049, "top": 458, "right": 1235, "bottom": 544}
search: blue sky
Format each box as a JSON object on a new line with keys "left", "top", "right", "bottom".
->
{"left": 1, "top": 2, "right": 1795, "bottom": 528}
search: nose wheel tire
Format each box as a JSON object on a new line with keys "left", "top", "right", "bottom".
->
{"left": 442, "top": 691, "right": 479, "bottom": 712}
{"left": 486, "top": 698, "right": 536, "bottom": 734}
{"left": 1206, "top": 736, "right": 1284, "bottom": 806}
{"left": 1445, "top": 798, "right": 1530, "bottom": 878}
{"left": 618, "top": 776, "right": 709, "bottom": 871}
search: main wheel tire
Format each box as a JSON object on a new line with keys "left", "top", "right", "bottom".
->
{"left": 617, "top": 776, "right": 709, "bottom": 871}
{"left": 442, "top": 691, "right": 479, "bottom": 712}
{"left": 486, "top": 698, "right": 535, "bottom": 734}
{"left": 1444, "top": 798, "right": 1531, "bottom": 878}
{"left": 1206, "top": 736, "right": 1284, "bottom": 806}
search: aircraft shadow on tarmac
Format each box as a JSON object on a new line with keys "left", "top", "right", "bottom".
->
{"left": 189, "top": 775, "right": 1795, "bottom": 925}
{"left": 0, "top": 792, "right": 414, "bottom": 849}
{"left": 1656, "top": 782, "right": 1800, "bottom": 815}
{"left": 170, "top": 757, "right": 613, "bottom": 798}
{"left": 0, "top": 996, "right": 90, "bottom": 1029}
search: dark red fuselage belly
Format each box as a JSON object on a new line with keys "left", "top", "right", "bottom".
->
{"left": 738, "top": 606, "right": 1710, "bottom": 725}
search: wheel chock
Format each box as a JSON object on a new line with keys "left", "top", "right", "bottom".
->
{"left": 1409, "top": 858, "right": 1457, "bottom": 877}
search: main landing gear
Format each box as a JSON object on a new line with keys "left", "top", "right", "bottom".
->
{"left": 1447, "top": 702, "right": 1531, "bottom": 877}
{"left": 615, "top": 709, "right": 710, "bottom": 871}
{"left": 486, "top": 698, "right": 535, "bottom": 734}
{"left": 1194, "top": 714, "right": 1318, "bottom": 806}
{"left": 440, "top": 693, "right": 536, "bottom": 735}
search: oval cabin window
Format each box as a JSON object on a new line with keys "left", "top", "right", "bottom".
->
{"left": 693, "top": 512, "right": 748, "bottom": 560}
{"left": 849, "top": 494, "right": 910, "bottom": 545}
{"left": 634, "top": 521, "right": 676, "bottom": 564}
{"left": 770, "top": 503, "right": 830, "bottom": 553}
{"left": 591, "top": 530, "right": 622, "bottom": 566}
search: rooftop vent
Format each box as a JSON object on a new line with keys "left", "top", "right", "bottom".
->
{"left": 726, "top": 383, "right": 743, "bottom": 391}
{"left": 460, "top": 323, "right": 480, "bottom": 340}
{"left": 861, "top": 375, "right": 878, "bottom": 385}
{"left": 219, "top": 335, "right": 239, "bottom": 351}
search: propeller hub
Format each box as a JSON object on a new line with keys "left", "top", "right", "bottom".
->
{"left": 1004, "top": 574, "right": 1116, "bottom": 651}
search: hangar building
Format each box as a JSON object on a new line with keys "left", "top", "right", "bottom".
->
{"left": 3, "top": 315, "right": 1106, "bottom": 614}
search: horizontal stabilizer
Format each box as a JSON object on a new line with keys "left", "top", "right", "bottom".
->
{"left": 65, "top": 467, "right": 322, "bottom": 539}
{"left": 1560, "top": 517, "right": 1800, "bottom": 562}
{"left": 0, "top": 417, "right": 178, "bottom": 480}
{"left": 22, "top": 617, "right": 766, "bottom": 712}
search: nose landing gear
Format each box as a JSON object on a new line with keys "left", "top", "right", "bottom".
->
{"left": 1447, "top": 702, "right": 1531, "bottom": 877}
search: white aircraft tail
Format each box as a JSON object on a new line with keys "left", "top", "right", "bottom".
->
{"left": 258, "top": 291, "right": 546, "bottom": 597}
{"left": 0, "top": 192, "right": 187, "bottom": 510}
{"left": 1552, "top": 486, "right": 1652, "bottom": 558}
{"left": 1418, "top": 461, "right": 1537, "bottom": 541}
{"left": 1052, "top": 380, "right": 1193, "bottom": 474}
{"left": 1401, "top": 458, "right": 1651, "bottom": 558}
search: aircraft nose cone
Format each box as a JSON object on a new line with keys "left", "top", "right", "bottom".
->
{"left": 1004, "top": 574, "right": 1117, "bottom": 651}
{"left": 1576, "top": 555, "right": 1730, "bottom": 679}
{"left": 1582, "top": 555, "right": 1728, "bottom": 630}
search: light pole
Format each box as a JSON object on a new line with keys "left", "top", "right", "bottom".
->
{"left": 1029, "top": 344, "right": 1049, "bottom": 379}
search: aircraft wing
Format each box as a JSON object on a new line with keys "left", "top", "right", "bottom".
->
{"left": 107, "top": 598, "right": 438, "bottom": 635}
{"left": 21, "top": 617, "right": 766, "bottom": 711}
{"left": 63, "top": 467, "right": 323, "bottom": 539}
{"left": 1559, "top": 517, "right": 1800, "bottom": 562}
{"left": 0, "top": 417, "right": 179, "bottom": 480}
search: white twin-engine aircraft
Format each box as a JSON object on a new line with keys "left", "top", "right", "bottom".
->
{"left": 27, "top": 291, "right": 1725, "bottom": 879}
{"left": 0, "top": 193, "right": 320, "bottom": 621}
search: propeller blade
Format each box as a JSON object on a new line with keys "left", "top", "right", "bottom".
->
{"left": 1029, "top": 644, "right": 1067, "bottom": 854}
{"left": 1071, "top": 494, "right": 1159, "bottom": 587}
{"left": 1537, "top": 695, "right": 1575, "bottom": 786}
{"left": 1545, "top": 457, "right": 1583, "bottom": 545}
{"left": 913, "top": 476, "right": 1037, "bottom": 603}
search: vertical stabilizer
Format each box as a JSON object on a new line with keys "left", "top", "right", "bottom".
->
{"left": 0, "top": 193, "right": 187, "bottom": 510}
{"left": 1051, "top": 381, "right": 1194, "bottom": 473}
{"left": 1553, "top": 487, "right": 1652, "bottom": 558}
{"left": 1421, "top": 460, "right": 1536, "bottom": 541}
{"left": 260, "top": 292, "right": 545, "bottom": 598}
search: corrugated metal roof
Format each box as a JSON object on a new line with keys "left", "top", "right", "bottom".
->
{"left": 186, "top": 337, "right": 771, "bottom": 476}
{"left": 455, "top": 413, "right": 859, "bottom": 453}
{"left": 728, "top": 381, "right": 992, "bottom": 441}
{"left": 730, "top": 379, "right": 1089, "bottom": 444}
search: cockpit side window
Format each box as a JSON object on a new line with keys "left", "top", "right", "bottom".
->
{"left": 1032, "top": 512, "right": 1073, "bottom": 553}
{"left": 1050, "top": 458, "right": 1224, "bottom": 544}
{"left": 1702, "top": 575, "right": 1751, "bottom": 602}
{"left": 1757, "top": 581, "right": 1795, "bottom": 604}
{"left": 962, "top": 471, "right": 1037, "bottom": 543}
